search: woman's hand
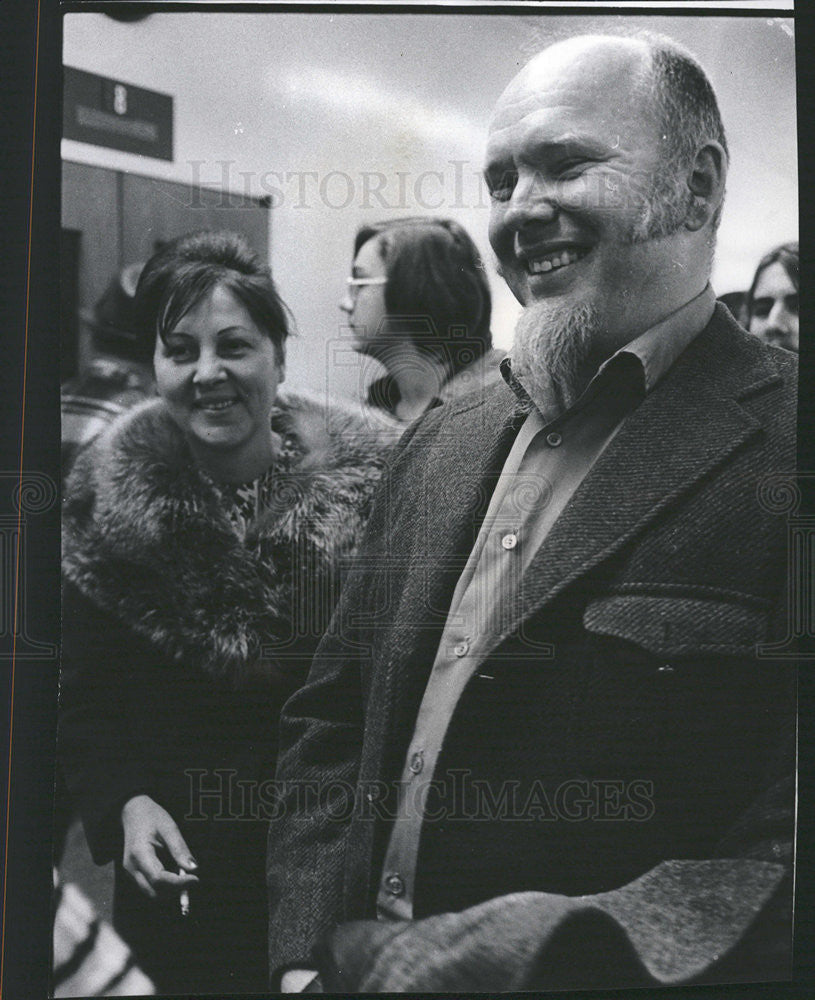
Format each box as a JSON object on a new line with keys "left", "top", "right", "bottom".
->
{"left": 121, "top": 794, "right": 200, "bottom": 899}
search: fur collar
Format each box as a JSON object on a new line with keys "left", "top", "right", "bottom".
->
{"left": 63, "top": 391, "right": 396, "bottom": 686}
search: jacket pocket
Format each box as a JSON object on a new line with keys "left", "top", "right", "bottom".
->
{"left": 573, "top": 593, "right": 787, "bottom": 859}
{"left": 582, "top": 593, "right": 770, "bottom": 660}
{"left": 575, "top": 593, "right": 774, "bottom": 770}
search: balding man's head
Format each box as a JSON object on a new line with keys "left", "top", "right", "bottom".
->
{"left": 496, "top": 34, "right": 651, "bottom": 117}
{"left": 486, "top": 31, "right": 728, "bottom": 381}
{"left": 494, "top": 32, "right": 728, "bottom": 229}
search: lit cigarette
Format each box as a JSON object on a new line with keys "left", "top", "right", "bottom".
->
{"left": 180, "top": 888, "right": 190, "bottom": 917}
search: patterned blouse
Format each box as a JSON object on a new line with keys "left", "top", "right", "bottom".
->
{"left": 208, "top": 428, "right": 303, "bottom": 544}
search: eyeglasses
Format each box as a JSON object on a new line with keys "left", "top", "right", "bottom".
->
{"left": 346, "top": 276, "right": 388, "bottom": 295}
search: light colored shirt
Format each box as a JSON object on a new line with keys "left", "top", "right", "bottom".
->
{"left": 376, "top": 286, "right": 716, "bottom": 920}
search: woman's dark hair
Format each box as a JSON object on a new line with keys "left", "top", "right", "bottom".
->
{"left": 134, "top": 230, "right": 291, "bottom": 363}
{"left": 353, "top": 217, "right": 492, "bottom": 374}
{"left": 744, "top": 242, "right": 799, "bottom": 324}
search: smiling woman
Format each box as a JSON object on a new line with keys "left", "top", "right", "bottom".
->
{"left": 58, "top": 231, "right": 396, "bottom": 993}
{"left": 148, "top": 237, "right": 287, "bottom": 480}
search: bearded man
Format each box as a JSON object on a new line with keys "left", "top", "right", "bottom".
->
{"left": 268, "top": 33, "right": 796, "bottom": 991}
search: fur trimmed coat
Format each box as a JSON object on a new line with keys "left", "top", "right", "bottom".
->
{"left": 59, "top": 391, "right": 396, "bottom": 993}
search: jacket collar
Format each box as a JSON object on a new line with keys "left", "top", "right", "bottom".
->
{"left": 502, "top": 285, "right": 716, "bottom": 422}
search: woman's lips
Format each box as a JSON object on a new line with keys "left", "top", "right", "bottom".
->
{"left": 194, "top": 398, "right": 239, "bottom": 412}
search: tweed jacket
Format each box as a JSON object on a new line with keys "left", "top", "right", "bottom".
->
{"left": 267, "top": 307, "right": 797, "bottom": 990}
{"left": 59, "top": 390, "right": 396, "bottom": 991}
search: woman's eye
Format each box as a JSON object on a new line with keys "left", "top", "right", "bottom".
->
{"left": 164, "top": 343, "right": 195, "bottom": 361}
{"left": 220, "top": 340, "right": 251, "bottom": 356}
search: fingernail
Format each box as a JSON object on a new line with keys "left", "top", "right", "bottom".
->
{"left": 186, "top": 857, "right": 198, "bottom": 870}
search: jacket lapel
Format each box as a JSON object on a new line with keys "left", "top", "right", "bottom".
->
{"left": 500, "top": 310, "right": 782, "bottom": 639}
{"left": 385, "top": 384, "right": 525, "bottom": 659}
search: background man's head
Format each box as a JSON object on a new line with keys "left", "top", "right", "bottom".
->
{"left": 486, "top": 33, "right": 728, "bottom": 397}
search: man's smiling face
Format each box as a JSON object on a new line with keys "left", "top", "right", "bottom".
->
{"left": 486, "top": 38, "right": 689, "bottom": 355}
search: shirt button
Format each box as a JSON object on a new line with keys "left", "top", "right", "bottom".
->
{"left": 546, "top": 431, "right": 562, "bottom": 447}
{"left": 384, "top": 873, "right": 405, "bottom": 897}
{"left": 409, "top": 750, "right": 424, "bottom": 774}
{"left": 501, "top": 532, "right": 518, "bottom": 550}
{"left": 454, "top": 640, "right": 469, "bottom": 657}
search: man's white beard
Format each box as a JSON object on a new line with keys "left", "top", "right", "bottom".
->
{"left": 511, "top": 300, "right": 602, "bottom": 412}
{"left": 507, "top": 171, "right": 693, "bottom": 412}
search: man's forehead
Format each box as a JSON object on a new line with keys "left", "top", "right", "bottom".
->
{"left": 490, "top": 36, "right": 650, "bottom": 132}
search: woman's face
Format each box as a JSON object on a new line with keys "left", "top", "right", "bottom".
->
{"left": 154, "top": 283, "right": 284, "bottom": 464}
{"left": 339, "top": 236, "right": 389, "bottom": 357}
{"left": 748, "top": 261, "right": 799, "bottom": 353}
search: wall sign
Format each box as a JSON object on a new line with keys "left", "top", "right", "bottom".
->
{"left": 63, "top": 66, "right": 173, "bottom": 161}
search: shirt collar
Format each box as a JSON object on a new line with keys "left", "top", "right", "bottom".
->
{"left": 610, "top": 284, "right": 715, "bottom": 393}
{"left": 502, "top": 284, "right": 716, "bottom": 420}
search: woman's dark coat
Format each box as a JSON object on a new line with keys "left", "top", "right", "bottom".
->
{"left": 60, "top": 391, "right": 394, "bottom": 993}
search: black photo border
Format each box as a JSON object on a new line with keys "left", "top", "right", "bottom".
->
{"left": 1, "top": 2, "right": 812, "bottom": 998}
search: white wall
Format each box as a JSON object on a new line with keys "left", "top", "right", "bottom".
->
{"left": 63, "top": 11, "right": 798, "bottom": 401}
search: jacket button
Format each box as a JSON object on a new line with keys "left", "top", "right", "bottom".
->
{"left": 384, "top": 873, "right": 405, "bottom": 896}
{"left": 454, "top": 640, "right": 469, "bottom": 657}
{"left": 409, "top": 751, "right": 424, "bottom": 774}
{"left": 658, "top": 664, "right": 675, "bottom": 673}
{"left": 546, "top": 431, "right": 562, "bottom": 447}
{"left": 501, "top": 533, "right": 518, "bottom": 550}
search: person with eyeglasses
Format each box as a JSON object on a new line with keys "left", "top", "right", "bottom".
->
{"left": 340, "top": 217, "right": 504, "bottom": 423}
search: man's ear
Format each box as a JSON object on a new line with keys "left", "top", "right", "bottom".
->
{"left": 684, "top": 141, "right": 728, "bottom": 232}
